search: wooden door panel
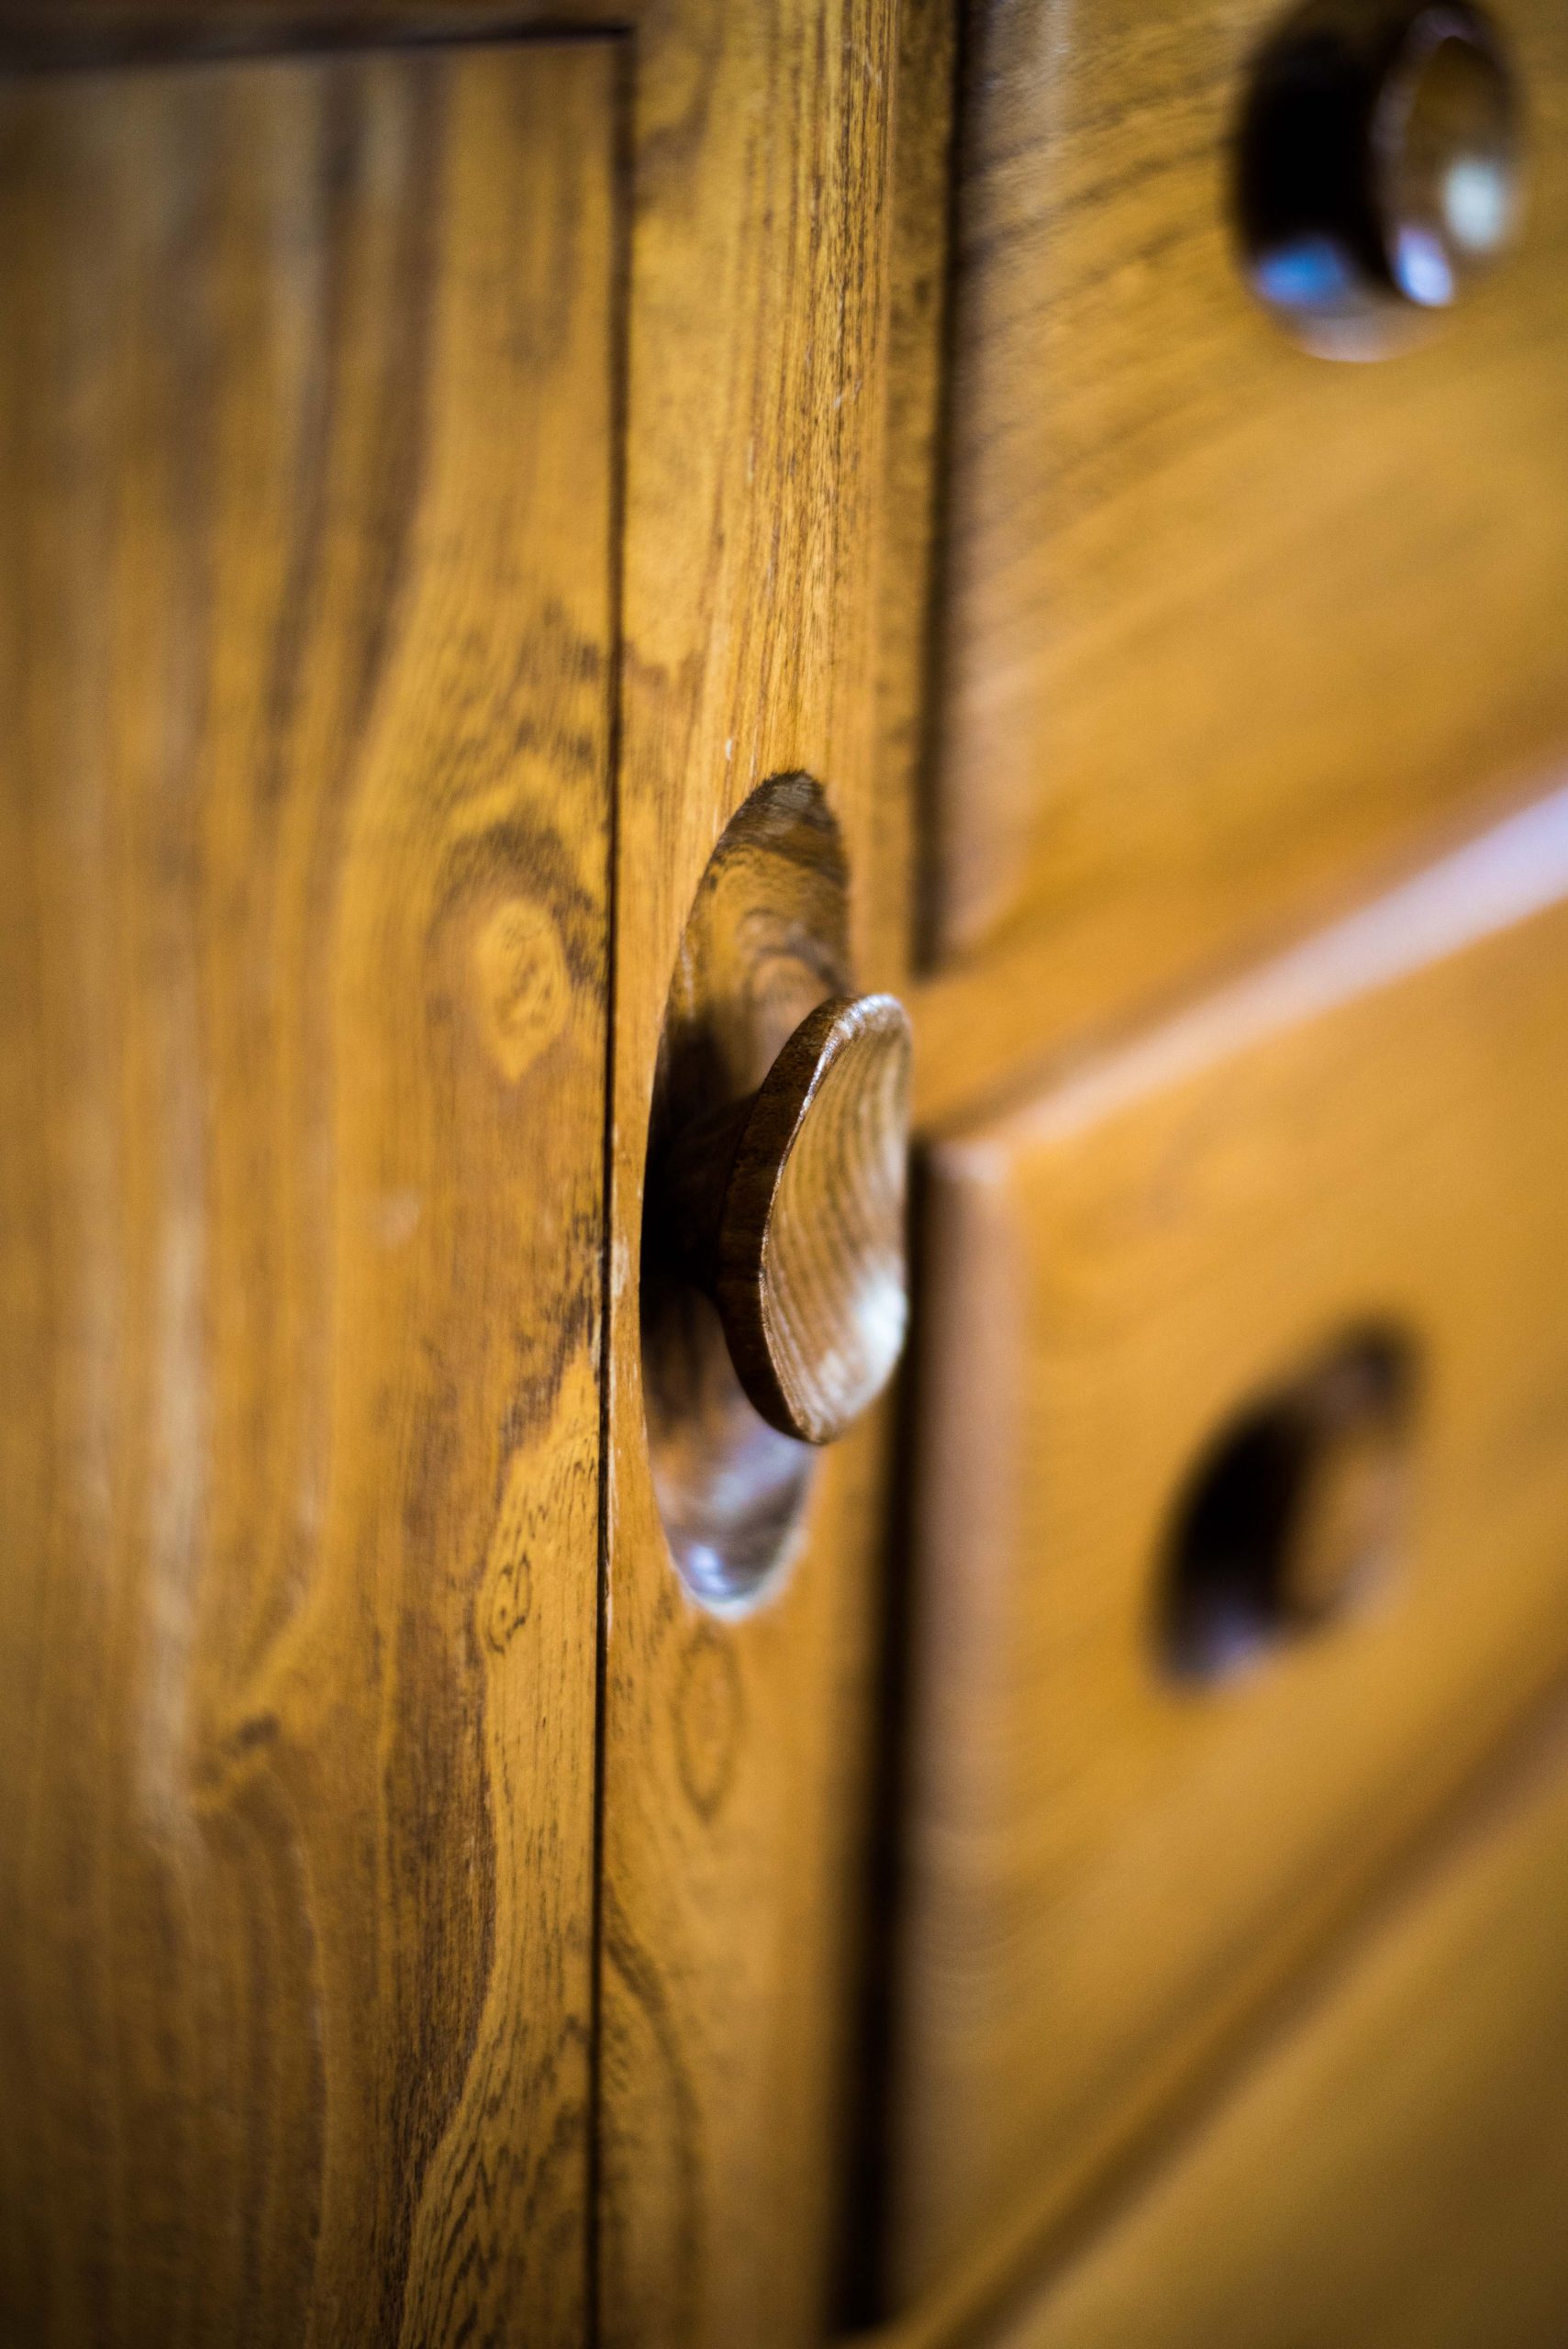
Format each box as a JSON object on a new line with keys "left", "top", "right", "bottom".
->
{"left": 0, "top": 42, "right": 617, "bottom": 2344}
{"left": 914, "top": 0, "right": 1568, "bottom": 1131}
{"left": 890, "top": 789, "right": 1568, "bottom": 2303}
{"left": 594, "top": 5, "right": 910, "bottom": 2343}
{"left": 987, "top": 1705, "right": 1568, "bottom": 2349}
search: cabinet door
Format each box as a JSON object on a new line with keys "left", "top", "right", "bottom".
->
{"left": 0, "top": 43, "right": 617, "bottom": 2344}
{"left": 987, "top": 1707, "right": 1568, "bottom": 2349}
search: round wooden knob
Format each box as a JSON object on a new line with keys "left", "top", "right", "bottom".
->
{"left": 660, "top": 994, "right": 913, "bottom": 1445}
{"left": 1240, "top": 0, "right": 1522, "bottom": 353}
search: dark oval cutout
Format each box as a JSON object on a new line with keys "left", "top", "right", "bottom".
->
{"left": 1158, "top": 1326, "right": 1419, "bottom": 1680}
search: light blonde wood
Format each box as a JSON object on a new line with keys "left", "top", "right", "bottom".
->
{"left": 984, "top": 1698, "right": 1568, "bottom": 2349}
{"left": 596, "top": 4, "right": 918, "bottom": 2343}
{"left": 910, "top": 0, "right": 1568, "bottom": 1134}
{"left": 0, "top": 43, "right": 616, "bottom": 2344}
{"left": 888, "top": 788, "right": 1568, "bottom": 2309}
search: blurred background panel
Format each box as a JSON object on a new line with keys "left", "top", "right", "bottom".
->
{"left": 0, "top": 41, "right": 617, "bottom": 2343}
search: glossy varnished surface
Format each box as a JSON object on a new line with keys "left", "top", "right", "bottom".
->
{"left": 913, "top": 0, "right": 1568, "bottom": 1131}
{"left": 595, "top": 5, "right": 914, "bottom": 2343}
{"left": 988, "top": 1700, "right": 1568, "bottom": 2349}
{"left": 0, "top": 44, "right": 616, "bottom": 2343}
{"left": 0, "top": 2, "right": 934, "bottom": 2337}
{"left": 0, "top": 0, "right": 619, "bottom": 55}
{"left": 889, "top": 793, "right": 1568, "bottom": 2307}
{"left": 639, "top": 776, "right": 852, "bottom": 1607}
{"left": 664, "top": 992, "right": 913, "bottom": 1450}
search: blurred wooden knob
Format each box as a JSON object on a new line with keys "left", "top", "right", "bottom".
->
{"left": 1240, "top": 0, "right": 1522, "bottom": 353}
{"left": 661, "top": 994, "right": 913, "bottom": 1445}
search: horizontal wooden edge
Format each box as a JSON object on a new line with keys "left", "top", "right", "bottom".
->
{"left": 0, "top": 0, "right": 627, "bottom": 69}
{"left": 911, "top": 761, "right": 1568, "bottom": 1145}
{"left": 840, "top": 1653, "right": 1568, "bottom": 2349}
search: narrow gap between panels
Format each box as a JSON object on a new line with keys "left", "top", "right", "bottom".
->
{"left": 0, "top": 12, "right": 632, "bottom": 73}
{"left": 828, "top": 1152, "right": 933, "bottom": 2334}
{"left": 908, "top": 0, "right": 978, "bottom": 977}
{"left": 587, "top": 27, "right": 635, "bottom": 2349}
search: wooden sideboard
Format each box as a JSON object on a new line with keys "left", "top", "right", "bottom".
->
{"left": 3, "top": 4, "right": 1568, "bottom": 2345}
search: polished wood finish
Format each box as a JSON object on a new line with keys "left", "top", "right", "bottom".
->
{"left": 0, "top": 2, "right": 933, "bottom": 2336}
{"left": 910, "top": 0, "right": 1568, "bottom": 1134}
{"left": 1260, "top": 1336, "right": 1414, "bottom": 1631}
{"left": 871, "top": 0, "right": 960, "bottom": 974}
{"left": 873, "top": 0, "right": 1568, "bottom": 2327}
{"left": 888, "top": 789, "right": 1568, "bottom": 2309}
{"left": 662, "top": 995, "right": 912, "bottom": 1448}
{"left": 0, "top": 42, "right": 617, "bottom": 2344}
{"left": 16, "top": 6, "right": 1568, "bottom": 2345}
{"left": 596, "top": 5, "right": 915, "bottom": 2343}
{"left": 0, "top": 0, "right": 617, "bottom": 55}
{"left": 1238, "top": 0, "right": 1525, "bottom": 353}
{"left": 1162, "top": 1330, "right": 1417, "bottom": 1671}
{"left": 639, "top": 774, "right": 854, "bottom": 1609}
{"left": 985, "top": 1699, "right": 1568, "bottom": 2349}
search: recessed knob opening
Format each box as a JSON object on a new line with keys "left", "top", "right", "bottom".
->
{"left": 1158, "top": 1327, "right": 1418, "bottom": 1679}
{"left": 640, "top": 775, "right": 909, "bottom": 1611}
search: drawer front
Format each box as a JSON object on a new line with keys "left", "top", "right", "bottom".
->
{"left": 919, "top": 0, "right": 1568, "bottom": 1118}
{"left": 889, "top": 793, "right": 1568, "bottom": 2300}
{"left": 989, "top": 1705, "right": 1568, "bottom": 2349}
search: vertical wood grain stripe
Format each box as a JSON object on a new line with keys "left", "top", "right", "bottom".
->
{"left": 0, "top": 41, "right": 619, "bottom": 2344}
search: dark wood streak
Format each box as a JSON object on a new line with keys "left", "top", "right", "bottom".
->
{"left": 660, "top": 994, "right": 913, "bottom": 1447}
{"left": 672, "top": 1628, "right": 745, "bottom": 1823}
{"left": 599, "top": 3, "right": 912, "bottom": 2341}
{"left": 0, "top": 0, "right": 623, "bottom": 68}
{"left": 0, "top": 41, "right": 617, "bottom": 2347}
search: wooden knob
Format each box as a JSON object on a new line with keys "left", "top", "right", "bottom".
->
{"left": 659, "top": 994, "right": 913, "bottom": 1445}
{"left": 1240, "top": 0, "right": 1522, "bottom": 354}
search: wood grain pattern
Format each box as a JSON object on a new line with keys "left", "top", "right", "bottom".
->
{"left": 0, "top": 42, "right": 617, "bottom": 2345}
{"left": 869, "top": 0, "right": 959, "bottom": 975}
{"left": 886, "top": 788, "right": 1568, "bottom": 2310}
{"left": 0, "top": 0, "right": 620, "bottom": 61}
{"left": 0, "top": 6, "right": 940, "bottom": 2337}
{"left": 728, "top": 995, "right": 910, "bottom": 1448}
{"left": 910, "top": 0, "right": 1568, "bottom": 1133}
{"left": 662, "top": 994, "right": 912, "bottom": 1448}
{"left": 639, "top": 774, "right": 854, "bottom": 1607}
{"left": 986, "top": 1696, "right": 1568, "bottom": 2349}
{"left": 596, "top": 4, "right": 916, "bottom": 2343}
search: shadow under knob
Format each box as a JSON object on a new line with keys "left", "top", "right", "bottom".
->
{"left": 659, "top": 993, "right": 913, "bottom": 1446}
